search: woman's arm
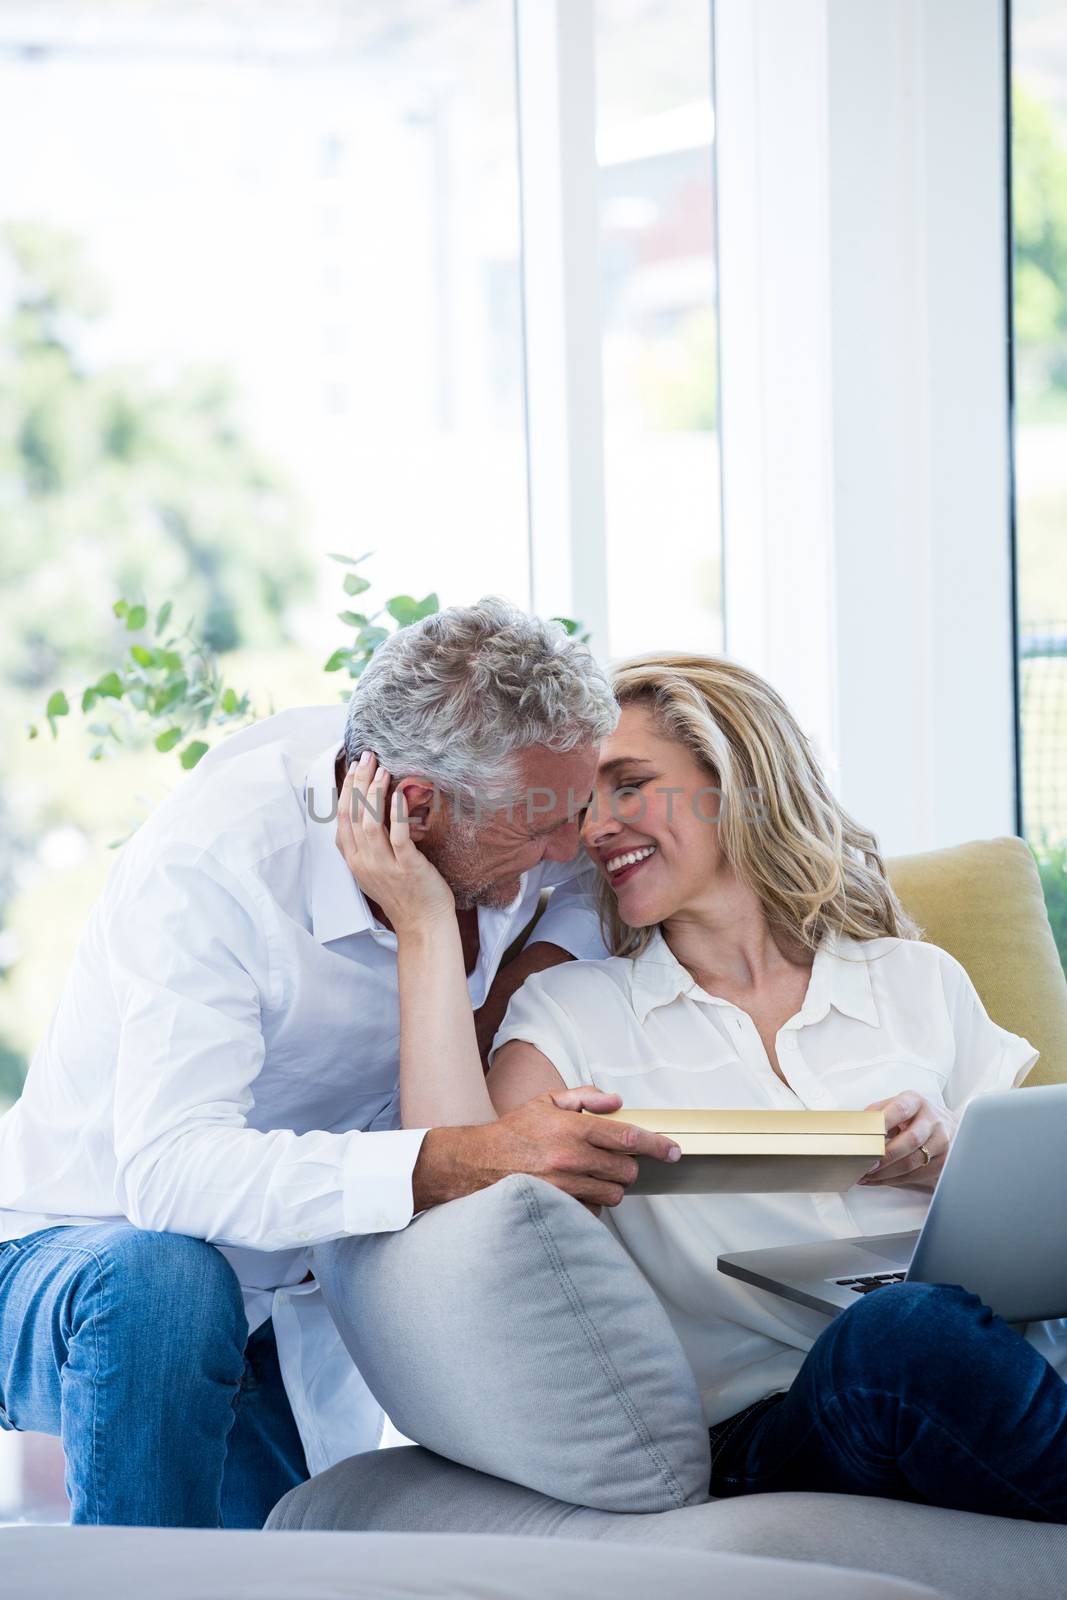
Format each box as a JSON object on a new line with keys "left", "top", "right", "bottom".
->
{"left": 333, "top": 757, "right": 627, "bottom": 1137}
{"left": 335, "top": 755, "right": 493, "bottom": 1129}
{"left": 486, "top": 1039, "right": 568, "bottom": 1114}
{"left": 397, "top": 921, "right": 494, "bottom": 1127}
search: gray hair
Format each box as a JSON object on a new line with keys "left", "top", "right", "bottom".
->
{"left": 343, "top": 595, "right": 618, "bottom": 803}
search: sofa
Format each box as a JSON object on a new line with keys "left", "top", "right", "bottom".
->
{"left": 1, "top": 1523, "right": 949, "bottom": 1599}
{"left": 268, "top": 837, "right": 1067, "bottom": 1600}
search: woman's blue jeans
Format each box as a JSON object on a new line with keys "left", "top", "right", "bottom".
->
{"left": 0, "top": 1224, "right": 308, "bottom": 1527}
{"left": 708, "top": 1280, "right": 1067, "bottom": 1522}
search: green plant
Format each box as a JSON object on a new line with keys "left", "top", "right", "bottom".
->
{"left": 322, "top": 552, "right": 439, "bottom": 689}
{"left": 27, "top": 597, "right": 253, "bottom": 771}
{"left": 1013, "top": 84, "right": 1067, "bottom": 413}
{"left": 0, "top": 221, "right": 312, "bottom": 687}
{"left": 553, "top": 617, "right": 591, "bottom": 645}
{"left": 318, "top": 555, "right": 589, "bottom": 690}
{"left": 1032, "top": 838, "right": 1067, "bottom": 974}
{"left": 31, "top": 550, "right": 591, "bottom": 770}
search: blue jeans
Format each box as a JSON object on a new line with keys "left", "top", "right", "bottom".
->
{"left": 708, "top": 1281, "right": 1067, "bottom": 1522}
{"left": 0, "top": 1224, "right": 309, "bottom": 1527}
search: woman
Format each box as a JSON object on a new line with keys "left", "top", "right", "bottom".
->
{"left": 338, "top": 652, "right": 1067, "bottom": 1524}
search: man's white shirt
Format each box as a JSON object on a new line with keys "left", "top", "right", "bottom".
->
{"left": 0, "top": 706, "right": 608, "bottom": 1472}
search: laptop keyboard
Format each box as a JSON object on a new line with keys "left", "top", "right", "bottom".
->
{"left": 833, "top": 1272, "right": 908, "bottom": 1294}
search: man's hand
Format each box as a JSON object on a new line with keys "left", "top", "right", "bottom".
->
{"left": 857, "top": 1090, "right": 960, "bottom": 1193}
{"left": 411, "top": 1087, "right": 681, "bottom": 1213}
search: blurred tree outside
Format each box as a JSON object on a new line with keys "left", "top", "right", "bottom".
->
{"left": 0, "top": 221, "right": 316, "bottom": 1103}
{"left": 636, "top": 307, "right": 718, "bottom": 433}
{"left": 1013, "top": 78, "right": 1067, "bottom": 974}
{"left": 1013, "top": 84, "right": 1067, "bottom": 420}
{"left": 0, "top": 220, "right": 312, "bottom": 687}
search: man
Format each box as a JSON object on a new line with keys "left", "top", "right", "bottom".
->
{"left": 0, "top": 597, "right": 678, "bottom": 1528}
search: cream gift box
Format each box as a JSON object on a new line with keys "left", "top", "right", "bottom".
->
{"left": 597, "top": 1108, "right": 886, "bottom": 1194}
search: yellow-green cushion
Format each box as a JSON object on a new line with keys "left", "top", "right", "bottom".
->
{"left": 887, "top": 836, "right": 1067, "bottom": 1088}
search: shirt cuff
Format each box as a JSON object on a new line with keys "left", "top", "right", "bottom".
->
{"left": 525, "top": 904, "right": 608, "bottom": 961}
{"left": 1003, "top": 1036, "right": 1040, "bottom": 1091}
{"left": 340, "top": 1127, "right": 428, "bottom": 1235}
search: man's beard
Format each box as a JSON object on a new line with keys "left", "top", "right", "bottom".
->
{"left": 423, "top": 826, "right": 519, "bottom": 912}
{"left": 453, "top": 876, "right": 522, "bottom": 911}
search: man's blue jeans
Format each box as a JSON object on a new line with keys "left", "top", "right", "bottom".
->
{"left": 708, "top": 1280, "right": 1067, "bottom": 1522}
{"left": 0, "top": 1224, "right": 309, "bottom": 1527}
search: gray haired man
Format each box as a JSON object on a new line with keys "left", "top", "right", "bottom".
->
{"left": 0, "top": 597, "right": 678, "bottom": 1529}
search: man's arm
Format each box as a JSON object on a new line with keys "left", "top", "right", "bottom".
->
{"left": 109, "top": 847, "right": 426, "bottom": 1247}
{"left": 410, "top": 1087, "right": 681, "bottom": 1212}
{"left": 110, "top": 847, "right": 676, "bottom": 1245}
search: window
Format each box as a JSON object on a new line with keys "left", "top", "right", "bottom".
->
{"left": 0, "top": 0, "right": 727, "bottom": 1525}
{"left": 595, "top": 0, "right": 722, "bottom": 660}
{"left": 0, "top": 0, "right": 526, "bottom": 1525}
{"left": 1012, "top": 0, "right": 1067, "bottom": 967}
{"left": 0, "top": 0, "right": 527, "bottom": 1104}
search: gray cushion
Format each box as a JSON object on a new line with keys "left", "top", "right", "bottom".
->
{"left": 268, "top": 1445, "right": 1067, "bottom": 1600}
{"left": 310, "top": 1174, "right": 710, "bottom": 1512}
{"left": 0, "top": 1526, "right": 949, "bottom": 1600}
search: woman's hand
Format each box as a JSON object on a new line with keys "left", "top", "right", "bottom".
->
{"left": 857, "top": 1090, "right": 960, "bottom": 1193}
{"left": 336, "top": 752, "right": 455, "bottom": 937}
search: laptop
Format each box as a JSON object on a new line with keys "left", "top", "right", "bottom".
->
{"left": 716, "top": 1081, "right": 1067, "bottom": 1325}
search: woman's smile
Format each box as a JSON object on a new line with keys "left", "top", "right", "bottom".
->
{"left": 603, "top": 842, "right": 658, "bottom": 887}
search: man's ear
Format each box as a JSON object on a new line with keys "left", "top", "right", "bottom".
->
{"left": 395, "top": 777, "right": 437, "bottom": 837}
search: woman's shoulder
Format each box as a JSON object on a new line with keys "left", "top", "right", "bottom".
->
{"left": 835, "top": 928, "right": 943, "bottom": 960}
{"left": 521, "top": 953, "right": 636, "bottom": 1012}
{"left": 840, "top": 932, "right": 973, "bottom": 995}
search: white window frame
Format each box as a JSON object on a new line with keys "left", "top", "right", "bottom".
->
{"left": 715, "top": 0, "right": 1016, "bottom": 855}
{"left": 514, "top": 0, "right": 609, "bottom": 649}
{"left": 514, "top": 0, "right": 1016, "bottom": 856}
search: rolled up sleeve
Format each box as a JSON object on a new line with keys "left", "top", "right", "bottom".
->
{"left": 109, "top": 847, "right": 426, "bottom": 1248}
{"left": 940, "top": 952, "right": 1039, "bottom": 1113}
{"left": 487, "top": 969, "right": 588, "bottom": 1087}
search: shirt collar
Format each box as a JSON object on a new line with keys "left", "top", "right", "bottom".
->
{"left": 789, "top": 928, "right": 880, "bottom": 1028}
{"left": 304, "top": 741, "right": 378, "bottom": 944}
{"left": 628, "top": 925, "right": 880, "bottom": 1028}
{"left": 629, "top": 929, "right": 703, "bottom": 1023}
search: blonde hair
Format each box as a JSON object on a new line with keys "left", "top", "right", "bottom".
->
{"left": 596, "top": 653, "right": 919, "bottom": 959}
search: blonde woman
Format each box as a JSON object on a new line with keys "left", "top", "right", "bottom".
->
{"left": 337, "top": 653, "right": 1067, "bottom": 1524}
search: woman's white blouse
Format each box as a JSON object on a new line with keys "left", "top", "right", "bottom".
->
{"left": 489, "top": 927, "right": 1058, "bottom": 1427}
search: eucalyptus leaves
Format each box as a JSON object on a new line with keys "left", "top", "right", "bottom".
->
{"left": 28, "top": 550, "right": 439, "bottom": 770}
{"left": 30, "top": 550, "right": 586, "bottom": 772}
{"left": 27, "top": 597, "right": 250, "bottom": 770}
{"left": 322, "top": 551, "right": 438, "bottom": 685}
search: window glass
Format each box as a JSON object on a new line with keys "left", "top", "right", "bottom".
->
{"left": 1012, "top": 0, "right": 1067, "bottom": 968}
{"left": 0, "top": 0, "right": 524, "bottom": 1523}
{"left": 594, "top": 0, "right": 722, "bottom": 661}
